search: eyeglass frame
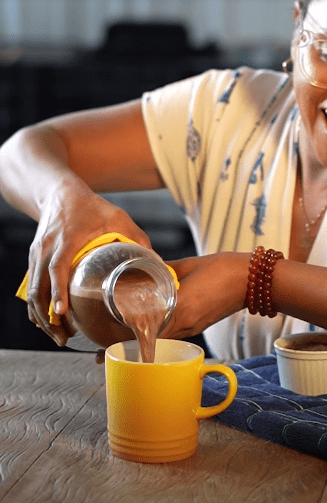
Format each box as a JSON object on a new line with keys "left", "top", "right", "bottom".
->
{"left": 294, "top": 6, "right": 327, "bottom": 89}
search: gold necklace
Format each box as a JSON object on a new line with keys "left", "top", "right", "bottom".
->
{"left": 299, "top": 196, "right": 327, "bottom": 249}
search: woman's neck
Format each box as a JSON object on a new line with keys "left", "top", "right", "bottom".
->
{"left": 287, "top": 122, "right": 327, "bottom": 262}
{"left": 299, "top": 121, "right": 327, "bottom": 187}
{"left": 298, "top": 123, "right": 327, "bottom": 218}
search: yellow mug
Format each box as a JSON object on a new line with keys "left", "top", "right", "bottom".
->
{"left": 105, "top": 339, "right": 237, "bottom": 463}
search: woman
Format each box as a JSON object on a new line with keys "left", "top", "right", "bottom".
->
{"left": 0, "top": 0, "right": 326, "bottom": 361}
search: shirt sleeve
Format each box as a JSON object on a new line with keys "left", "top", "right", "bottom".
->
{"left": 141, "top": 69, "right": 232, "bottom": 218}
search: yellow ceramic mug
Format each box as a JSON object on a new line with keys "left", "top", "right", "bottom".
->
{"left": 105, "top": 339, "right": 237, "bottom": 463}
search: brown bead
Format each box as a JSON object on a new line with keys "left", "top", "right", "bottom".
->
{"left": 247, "top": 246, "right": 284, "bottom": 319}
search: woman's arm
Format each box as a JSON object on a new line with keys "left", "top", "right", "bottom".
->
{"left": 271, "top": 258, "right": 327, "bottom": 329}
{"left": 0, "top": 99, "right": 164, "bottom": 345}
{"left": 161, "top": 253, "right": 327, "bottom": 340}
{"left": 95, "top": 252, "right": 327, "bottom": 364}
{"left": 0, "top": 99, "right": 162, "bottom": 218}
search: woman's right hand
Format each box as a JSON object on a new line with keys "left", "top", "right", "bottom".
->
{"left": 0, "top": 99, "right": 162, "bottom": 348}
{"left": 26, "top": 175, "right": 152, "bottom": 347}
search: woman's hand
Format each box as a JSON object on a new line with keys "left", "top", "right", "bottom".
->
{"left": 93, "top": 252, "right": 251, "bottom": 364}
{"left": 162, "top": 252, "right": 327, "bottom": 344}
{"left": 26, "top": 175, "right": 151, "bottom": 347}
{"left": 160, "top": 252, "right": 250, "bottom": 340}
{"left": 0, "top": 99, "right": 163, "bottom": 351}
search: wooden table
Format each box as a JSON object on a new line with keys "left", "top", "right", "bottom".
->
{"left": 0, "top": 349, "right": 327, "bottom": 503}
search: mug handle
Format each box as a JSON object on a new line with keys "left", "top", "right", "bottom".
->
{"left": 196, "top": 364, "right": 238, "bottom": 420}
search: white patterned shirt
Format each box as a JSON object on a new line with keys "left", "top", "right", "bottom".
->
{"left": 142, "top": 67, "right": 327, "bottom": 360}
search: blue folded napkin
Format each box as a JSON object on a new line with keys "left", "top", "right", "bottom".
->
{"left": 202, "top": 353, "right": 327, "bottom": 459}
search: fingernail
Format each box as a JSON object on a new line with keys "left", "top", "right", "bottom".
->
{"left": 55, "top": 301, "right": 64, "bottom": 314}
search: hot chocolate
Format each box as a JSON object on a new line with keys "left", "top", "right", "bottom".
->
{"left": 285, "top": 341, "right": 327, "bottom": 352}
{"left": 113, "top": 269, "right": 167, "bottom": 363}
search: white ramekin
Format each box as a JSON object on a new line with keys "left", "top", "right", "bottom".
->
{"left": 274, "top": 332, "right": 327, "bottom": 396}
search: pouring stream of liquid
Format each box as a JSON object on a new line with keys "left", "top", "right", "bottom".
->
{"left": 113, "top": 270, "right": 167, "bottom": 363}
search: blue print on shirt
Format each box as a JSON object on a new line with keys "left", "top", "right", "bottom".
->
{"left": 293, "top": 141, "right": 299, "bottom": 155}
{"left": 186, "top": 120, "right": 201, "bottom": 162}
{"left": 218, "top": 71, "right": 242, "bottom": 104}
{"left": 238, "top": 313, "right": 246, "bottom": 360}
{"left": 220, "top": 157, "right": 231, "bottom": 181}
{"left": 251, "top": 194, "right": 267, "bottom": 236}
{"left": 290, "top": 105, "right": 298, "bottom": 121}
{"left": 249, "top": 152, "right": 264, "bottom": 184}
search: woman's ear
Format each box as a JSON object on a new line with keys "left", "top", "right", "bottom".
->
{"left": 290, "top": 1, "right": 302, "bottom": 61}
{"left": 293, "top": 1, "right": 302, "bottom": 22}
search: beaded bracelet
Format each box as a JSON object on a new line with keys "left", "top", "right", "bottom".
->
{"left": 246, "top": 246, "right": 265, "bottom": 315}
{"left": 246, "top": 246, "right": 284, "bottom": 318}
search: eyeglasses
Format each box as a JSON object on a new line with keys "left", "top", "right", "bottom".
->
{"left": 296, "top": 9, "right": 327, "bottom": 89}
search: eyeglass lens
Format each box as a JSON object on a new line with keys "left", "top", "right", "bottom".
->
{"left": 299, "top": 34, "right": 327, "bottom": 88}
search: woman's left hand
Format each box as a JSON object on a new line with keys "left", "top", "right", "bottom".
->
{"left": 160, "top": 252, "right": 250, "bottom": 340}
{"left": 94, "top": 252, "right": 250, "bottom": 364}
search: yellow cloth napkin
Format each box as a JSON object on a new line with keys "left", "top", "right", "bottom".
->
{"left": 16, "top": 232, "right": 180, "bottom": 326}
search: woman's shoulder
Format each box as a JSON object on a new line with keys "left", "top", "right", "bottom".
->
{"left": 143, "top": 66, "right": 291, "bottom": 109}
{"left": 173, "top": 66, "right": 292, "bottom": 115}
{"left": 198, "top": 66, "right": 290, "bottom": 92}
{"left": 187, "top": 66, "right": 293, "bottom": 121}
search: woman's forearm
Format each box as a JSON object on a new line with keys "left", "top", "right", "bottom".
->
{"left": 272, "top": 259, "right": 327, "bottom": 329}
{"left": 0, "top": 99, "right": 161, "bottom": 222}
{"left": 167, "top": 252, "right": 327, "bottom": 340}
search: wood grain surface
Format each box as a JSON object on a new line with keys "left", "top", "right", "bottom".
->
{"left": 0, "top": 349, "right": 326, "bottom": 503}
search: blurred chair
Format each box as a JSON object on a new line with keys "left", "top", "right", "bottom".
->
{"left": 95, "top": 21, "right": 191, "bottom": 63}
